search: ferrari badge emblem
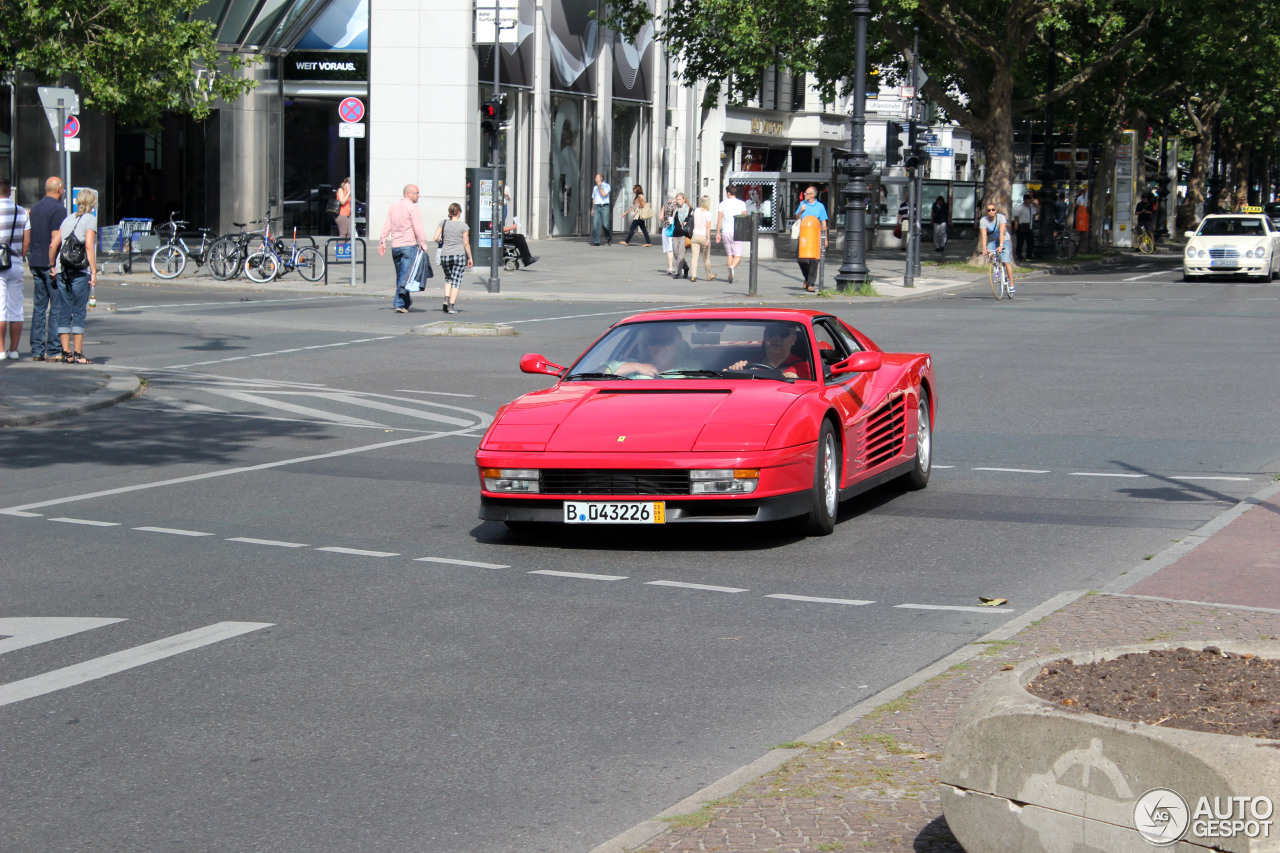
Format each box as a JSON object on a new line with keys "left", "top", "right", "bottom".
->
{"left": 617, "top": 436, "right": 626, "bottom": 442}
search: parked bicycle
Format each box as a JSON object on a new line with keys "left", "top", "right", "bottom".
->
{"left": 244, "top": 226, "right": 325, "bottom": 283}
{"left": 1135, "top": 224, "right": 1155, "bottom": 255}
{"left": 150, "top": 213, "right": 216, "bottom": 279}
{"left": 206, "top": 216, "right": 276, "bottom": 281}
{"left": 1055, "top": 231, "right": 1079, "bottom": 260}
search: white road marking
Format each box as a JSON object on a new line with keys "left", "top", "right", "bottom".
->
{"left": 204, "top": 390, "right": 385, "bottom": 426}
{"left": 0, "top": 621, "right": 273, "bottom": 707}
{"left": 529, "top": 570, "right": 627, "bottom": 581}
{"left": 416, "top": 557, "right": 510, "bottom": 569}
{"left": 227, "top": 537, "right": 309, "bottom": 548}
{"left": 766, "top": 594, "right": 874, "bottom": 606}
{"left": 1068, "top": 472, "right": 1148, "bottom": 478}
{"left": 973, "top": 467, "right": 1050, "bottom": 474}
{"left": 501, "top": 305, "right": 700, "bottom": 325}
{"left": 933, "top": 465, "right": 956, "bottom": 469}
{"left": 49, "top": 517, "right": 121, "bottom": 526}
{"left": 1171, "top": 475, "right": 1252, "bottom": 482}
{"left": 1122, "top": 271, "right": 1165, "bottom": 281}
{"left": 1, "top": 425, "right": 489, "bottom": 516}
{"left": 306, "top": 392, "right": 480, "bottom": 426}
{"left": 896, "top": 603, "right": 1013, "bottom": 614}
{"left": 646, "top": 580, "right": 748, "bottom": 593}
{"left": 133, "top": 526, "right": 214, "bottom": 537}
{"left": 315, "top": 547, "right": 399, "bottom": 557}
{"left": 0, "top": 617, "right": 126, "bottom": 656}
{"left": 123, "top": 296, "right": 344, "bottom": 311}
{"left": 394, "top": 390, "right": 477, "bottom": 397}
{"left": 162, "top": 336, "right": 395, "bottom": 369}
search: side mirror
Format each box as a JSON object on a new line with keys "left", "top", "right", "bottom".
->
{"left": 1184, "top": 231, "right": 1196, "bottom": 239}
{"left": 831, "top": 351, "right": 883, "bottom": 375}
{"left": 519, "top": 353, "right": 566, "bottom": 377}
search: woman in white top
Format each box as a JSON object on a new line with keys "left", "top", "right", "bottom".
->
{"left": 688, "top": 196, "right": 717, "bottom": 282}
{"left": 48, "top": 188, "right": 98, "bottom": 364}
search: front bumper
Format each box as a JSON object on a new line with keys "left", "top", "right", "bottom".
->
{"left": 480, "top": 491, "right": 813, "bottom": 523}
{"left": 1183, "top": 260, "right": 1270, "bottom": 277}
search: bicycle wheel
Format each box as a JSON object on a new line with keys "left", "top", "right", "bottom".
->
{"left": 206, "top": 237, "right": 242, "bottom": 280}
{"left": 1055, "top": 236, "right": 1075, "bottom": 261}
{"left": 244, "top": 250, "right": 279, "bottom": 283}
{"left": 294, "top": 246, "right": 326, "bottom": 282}
{"left": 150, "top": 245, "right": 186, "bottom": 279}
{"left": 1138, "top": 231, "right": 1155, "bottom": 254}
{"left": 989, "top": 260, "right": 1005, "bottom": 299}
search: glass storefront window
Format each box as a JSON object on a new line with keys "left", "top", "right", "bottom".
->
{"left": 611, "top": 102, "right": 648, "bottom": 231}
{"left": 549, "top": 95, "right": 585, "bottom": 236}
{"left": 282, "top": 97, "right": 368, "bottom": 236}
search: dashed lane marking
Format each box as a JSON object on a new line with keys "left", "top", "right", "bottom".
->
{"left": 1170, "top": 475, "right": 1254, "bottom": 482}
{"left": 50, "top": 517, "right": 121, "bottom": 526}
{"left": 315, "top": 546, "right": 399, "bottom": 557}
{"left": 1069, "top": 472, "right": 1147, "bottom": 478}
{"left": 133, "top": 526, "right": 214, "bottom": 537}
{"left": 417, "top": 557, "right": 510, "bottom": 569}
{"left": 646, "top": 580, "right": 748, "bottom": 593}
{"left": 528, "top": 570, "right": 627, "bottom": 581}
{"left": 161, "top": 336, "right": 395, "bottom": 370}
{"left": 227, "top": 537, "right": 309, "bottom": 548}
{"left": 765, "top": 594, "right": 875, "bottom": 606}
{"left": 973, "top": 467, "right": 1050, "bottom": 474}
{"left": 895, "top": 603, "right": 1013, "bottom": 614}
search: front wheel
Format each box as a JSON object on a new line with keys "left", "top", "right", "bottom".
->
{"left": 295, "top": 246, "right": 326, "bottom": 282}
{"left": 800, "top": 420, "right": 840, "bottom": 536}
{"left": 903, "top": 389, "right": 932, "bottom": 490}
{"left": 1137, "top": 232, "right": 1155, "bottom": 254}
{"left": 244, "top": 250, "right": 279, "bottom": 283}
{"left": 1055, "top": 237, "right": 1076, "bottom": 260}
{"left": 206, "top": 238, "right": 241, "bottom": 280}
{"left": 989, "top": 259, "right": 1007, "bottom": 299}
{"left": 150, "top": 245, "right": 186, "bottom": 279}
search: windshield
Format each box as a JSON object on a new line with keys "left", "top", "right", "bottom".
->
{"left": 1198, "top": 217, "right": 1267, "bottom": 237}
{"left": 567, "top": 319, "right": 815, "bottom": 381}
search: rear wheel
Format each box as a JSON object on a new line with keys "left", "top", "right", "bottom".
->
{"left": 903, "top": 389, "right": 932, "bottom": 490}
{"left": 801, "top": 420, "right": 840, "bottom": 536}
{"left": 206, "top": 238, "right": 241, "bottom": 280}
{"left": 244, "top": 250, "right": 279, "bottom": 283}
{"left": 150, "top": 245, "right": 186, "bottom": 279}
{"left": 1137, "top": 231, "right": 1155, "bottom": 254}
{"left": 295, "top": 246, "right": 325, "bottom": 282}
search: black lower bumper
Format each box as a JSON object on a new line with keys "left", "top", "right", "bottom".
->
{"left": 480, "top": 491, "right": 813, "bottom": 524}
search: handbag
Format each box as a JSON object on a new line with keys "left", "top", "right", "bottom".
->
{"left": 435, "top": 219, "right": 446, "bottom": 265}
{"left": 640, "top": 202, "right": 654, "bottom": 220}
{"left": 0, "top": 205, "right": 16, "bottom": 272}
{"left": 325, "top": 197, "right": 341, "bottom": 217}
{"left": 789, "top": 218, "right": 802, "bottom": 241}
{"left": 892, "top": 223, "right": 902, "bottom": 239}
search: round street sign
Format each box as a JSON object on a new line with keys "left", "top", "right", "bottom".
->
{"left": 338, "top": 97, "right": 365, "bottom": 123}
{"left": 64, "top": 116, "right": 81, "bottom": 138}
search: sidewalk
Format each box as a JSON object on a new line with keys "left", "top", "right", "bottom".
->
{"left": 594, "top": 480, "right": 1280, "bottom": 853}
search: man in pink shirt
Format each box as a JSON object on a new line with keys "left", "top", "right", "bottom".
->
{"left": 378, "top": 184, "right": 430, "bottom": 313}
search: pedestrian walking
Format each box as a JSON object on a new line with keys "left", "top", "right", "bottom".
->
{"left": 25, "top": 177, "right": 66, "bottom": 360}
{"left": 716, "top": 185, "right": 747, "bottom": 284}
{"left": 931, "top": 195, "right": 950, "bottom": 252}
{"left": 668, "top": 193, "right": 692, "bottom": 278}
{"left": 590, "top": 174, "right": 612, "bottom": 246}
{"left": 659, "top": 190, "right": 679, "bottom": 274}
{"left": 377, "top": 184, "right": 431, "bottom": 313}
{"left": 794, "top": 186, "right": 828, "bottom": 291}
{"left": 48, "top": 188, "right": 98, "bottom": 364}
{"left": 688, "top": 196, "right": 717, "bottom": 282}
{"left": 432, "top": 203, "right": 472, "bottom": 314}
{"left": 619, "top": 185, "right": 652, "bottom": 246}
{"left": 0, "top": 176, "right": 31, "bottom": 360}
{"left": 334, "top": 177, "right": 352, "bottom": 238}
{"left": 1014, "top": 194, "right": 1035, "bottom": 260}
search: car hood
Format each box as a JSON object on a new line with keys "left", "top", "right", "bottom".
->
{"left": 482, "top": 383, "right": 807, "bottom": 452}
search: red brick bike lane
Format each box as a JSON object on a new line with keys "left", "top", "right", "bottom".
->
{"left": 1126, "top": 491, "right": 1280, "bottom": 610}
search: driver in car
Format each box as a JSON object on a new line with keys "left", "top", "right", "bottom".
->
{"left": 606, "top": 325, "right": 697, "bottom": 378}
{"left": 727, "top": 323, "right": 812, "bottom": 380}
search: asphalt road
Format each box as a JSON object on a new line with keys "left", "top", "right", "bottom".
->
{"left": 3, "top": 260, "right": 1278, "bottom": 852}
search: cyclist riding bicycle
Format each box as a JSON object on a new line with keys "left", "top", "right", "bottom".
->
{"left": 977, "top": 202, "right": 1015, "bottom": 294}
{"left": 1135, "top": 192, "right": 1156, "bottom": 247}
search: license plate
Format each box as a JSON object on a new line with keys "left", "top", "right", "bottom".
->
{"left": 563, "top": 501, "right": 666, "bottom": 524}
{"left": 1210, "top": 258, "right": 1236, "bottom": 267}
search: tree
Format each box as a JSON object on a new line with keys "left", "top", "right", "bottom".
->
{"left": 2, "top": 0, "right": 255, "bottom": 126}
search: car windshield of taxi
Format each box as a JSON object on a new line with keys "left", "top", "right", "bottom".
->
{"left": 565, "top": 319, "right": 820, "bottom": 382}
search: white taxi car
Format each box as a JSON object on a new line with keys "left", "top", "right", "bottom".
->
{"left": 1183, "top": 213, "right": 1280, "bottom": 281}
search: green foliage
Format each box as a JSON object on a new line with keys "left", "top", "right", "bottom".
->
{"left": 2, "top": 0, "right": 256, "bottom": 126}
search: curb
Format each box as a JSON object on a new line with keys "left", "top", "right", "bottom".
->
{"left": 0, "top": 370, "right": 143, "bottom": 428}
{"left": 589, "top": 477, "right": 1280, "bottom": 853}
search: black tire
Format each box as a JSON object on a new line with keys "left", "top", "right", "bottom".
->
{"left": 505, "top": 258, "right": 519, "bottom": 272}
{"left": 150, "top": 245, "right": 186, "bottom": 279}
{"left": 903, "top": 389, "right": 932, "bottom": 490}
{"left": 295, "top": 246, "right": 325, "bottom": 282}
{"left": 207, "top": 237, "right": 241, "bottom": 280}
{"left": 801, "top": 420, "right": 840, "bottom": 536}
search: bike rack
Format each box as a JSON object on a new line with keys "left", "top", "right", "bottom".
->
{"left": 323, "top": 237, "right": 367, "bottom": 285}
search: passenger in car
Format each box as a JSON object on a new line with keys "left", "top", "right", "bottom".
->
{"left": 606, "top": 325, "right": 697, "bottom": 378}
{"left": 726, "top": 323, "right": 813, "bottom": 380}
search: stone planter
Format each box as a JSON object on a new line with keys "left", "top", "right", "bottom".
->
{"left": 940, "top": 640, "right": 1280, "bottom": 852}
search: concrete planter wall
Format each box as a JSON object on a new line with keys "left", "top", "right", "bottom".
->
{"left": 940, "top": 640, "right": 1280, "bottom": 853}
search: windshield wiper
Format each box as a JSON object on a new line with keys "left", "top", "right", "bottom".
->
{"left": 722, "top": 369, "right": 796, "bottom": 383}
{"left": 658, "top": 369, "right": 730, "bottom": 378}
{"left": 566, "top": 372, "right": 630, "bottom": 381}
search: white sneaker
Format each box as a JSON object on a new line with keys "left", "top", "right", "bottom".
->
{"left": 5, "top": 351, "right": 17, "bottom": 360}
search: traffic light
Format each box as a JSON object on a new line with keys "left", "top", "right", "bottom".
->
{"left": 904, "top": 121, "right": 920, "bottom": 169}
{"left": 885, "top": 121, "right": 902, "bottom": 166}
{"left": 480, "top": 100, "right": 499, "bottom": 135}
{"left": 866, "top": 66, "right": 880, "bottom": 100}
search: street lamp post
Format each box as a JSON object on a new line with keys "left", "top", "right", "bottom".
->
{"left": 834, "top": 0, "right": 873, "bottom": 292}
{"left": 1036, "top": 28, "right": 1057, "bottom": 259}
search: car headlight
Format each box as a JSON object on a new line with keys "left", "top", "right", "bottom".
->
{"left": 1186, "top": 246, "right": 1205, "bottom": 259}
{"left": 690, "top": 468, "right": 759, "bottom": 494}
{"left": 481, "top": 468, "right": 541, "bottom": 493}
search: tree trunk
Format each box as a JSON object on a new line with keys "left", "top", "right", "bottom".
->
{"left": 1092, "top": 136, "right": 1118, "bottom": 250}
{"left": 970, "top": 72, "right": 1016, "bottom": 263}
{"left": 1181, "top": 132, "right": 1212, "bottom": 230}
{"left": 1233, "top": 144, "right": 1250, "bottom": 208}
